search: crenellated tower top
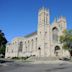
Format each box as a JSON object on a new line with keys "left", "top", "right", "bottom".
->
{"left": 38, "top": 7, "right": 50, "bottom": 25}
{"left": 57, "top": 16, "right": 67, "bottom": 31}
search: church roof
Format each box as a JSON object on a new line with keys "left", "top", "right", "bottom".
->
{"left": 24, "top": 31, "right": 37, "bottom": 38}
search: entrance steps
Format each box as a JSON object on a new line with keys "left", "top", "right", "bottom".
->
{"left": 27, "top": 56, "right": 58, "bottom": 61}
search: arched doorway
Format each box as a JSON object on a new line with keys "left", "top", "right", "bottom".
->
{"left": 38, "top": 47, "right": 41, "bottom": 57}
{"left": 54, "top": 46, "right": 60, "bottom": 56}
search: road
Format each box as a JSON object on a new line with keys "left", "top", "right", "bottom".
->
{"left": 0, "top": 61, "right": 72, "bottom": 72}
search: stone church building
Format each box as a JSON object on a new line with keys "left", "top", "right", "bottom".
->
{"left": 5, "top": 7, "right": 70, "bottom": 58}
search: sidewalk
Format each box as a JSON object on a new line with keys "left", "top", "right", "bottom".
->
{"left": 30, "top": 60, "right": 72, "bottom": 64}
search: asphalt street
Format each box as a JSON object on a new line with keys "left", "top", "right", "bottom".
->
{"left": 0, "top": 61, "right": 72, "bottom": 72}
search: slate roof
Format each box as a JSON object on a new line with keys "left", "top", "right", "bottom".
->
{"left": 24, "top": 31, "right": 37, "bottom": 38}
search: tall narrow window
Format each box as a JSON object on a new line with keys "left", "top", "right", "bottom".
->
{"left": 6, "top": 47, "right": 8, "bottom": 52}
{"left": 52, "top": 27, "right": 58, "bottom": 43}
{"left": 28, "top": 40, "right": 30, "bottom": 52}
{"left": 18, "top": 41, "right": 23, "bottom": 52}
{"left": 45, "top": 32, "right": 47, "bottom": 37}
{"left": 36, "top": 38, "right": 37, "bottom": 51}
{"left": 28, "top": 40, "right": 29, "bottom": 48}
{"left": 32, "top": 39, "right": 33, "bottom": 51}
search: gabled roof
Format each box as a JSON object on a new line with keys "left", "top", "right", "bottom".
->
{"left": 24, "top": 31, "right": 37, "bottom": 38}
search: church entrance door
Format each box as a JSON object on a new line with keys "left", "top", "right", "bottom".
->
{"left": 38, "top": 47, "right": 41, "bottom": 57}
{"left": 54, "top": 46, "right": 60, "bottom": 56}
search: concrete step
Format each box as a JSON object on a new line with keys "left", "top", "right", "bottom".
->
{"left": 27, "top": 56, "right": 58, "bottom": 61}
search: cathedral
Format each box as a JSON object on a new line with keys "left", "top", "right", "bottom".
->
{"left": 5, "top": 7, "right": 70, "bottom": 58}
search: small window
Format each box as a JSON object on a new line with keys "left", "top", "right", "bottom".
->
{"left": 40, "top": 32, "right": 41, "bottom": 34}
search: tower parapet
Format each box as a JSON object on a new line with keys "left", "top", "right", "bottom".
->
{"left": 38, "top": 7, "right": 49, "bottom": 14}
{"left": 57, "top": 16, "right": 67, "bottom": 31}
{"left": 57, "top": 16, "right": 66, "bottom": 22}
{"left": 38, "top": 7, "right": 50, "bottom": 25}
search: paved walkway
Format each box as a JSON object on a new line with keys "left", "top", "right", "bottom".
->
{"left": 0, "top": 60, "right": 72, "bottom": 72}
{"left": 32, "top": 60, "right": 72, "bottom": 64}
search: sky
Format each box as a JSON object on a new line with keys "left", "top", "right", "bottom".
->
{"left": 0, "top": 0, "right": 72, "bottom": 42}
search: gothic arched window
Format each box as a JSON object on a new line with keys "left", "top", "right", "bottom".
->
{"left": 31, "top": 39, "right": 33, "bottom": 51}
{"left": 52, "top": 27, "right": 58, "bottom": 43}
{"left": 36, "top": 38, "right": 37, "bottom": 50}
{"left": 18, "top": 41, "right": 23, "bottom": 52}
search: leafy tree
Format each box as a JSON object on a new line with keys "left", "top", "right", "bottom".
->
{"left": 0, "top": 30, "right": 7, "bottom": 57}
{"left": 60, "top": 30, "right": 72, "bottom": 57}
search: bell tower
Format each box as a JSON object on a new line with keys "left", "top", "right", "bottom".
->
{"left": 37, "top": 7, "right": 50, "bottom": 57}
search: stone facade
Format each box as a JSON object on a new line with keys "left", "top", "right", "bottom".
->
{"left": 5, "top": 7, "right": 70, "bottom": 58}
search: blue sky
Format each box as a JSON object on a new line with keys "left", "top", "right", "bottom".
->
{"left": 0, "top": 0, "right": 72, "bottom": 42}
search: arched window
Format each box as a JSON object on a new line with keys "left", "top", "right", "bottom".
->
{"left": 18, "top": 41, "right": 23, "bottom": 52}
{"left": 32, "top": 39, "right": 33, "bottom": 51}
{"left": 28, "top": 40, "right": 29, "bottom": 47}
{"left": 36, "top": 38, "right": 37, "bottom": 51}
{"left": 25, "top": 41, "right": 27, "bottom": 52}
{"left": 52, "top": 27, "right": 58, "bottom": 43}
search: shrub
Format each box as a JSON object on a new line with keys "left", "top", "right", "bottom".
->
{"left": 11, "top": 56, "right": 30, "bottom": 60}
{"left": 12, "top": 57, "right": 20, "bottom": 59}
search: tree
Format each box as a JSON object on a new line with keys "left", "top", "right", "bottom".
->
{"left": 60, "top": 30, "right": 72, "bottom": 57}
{"left": 0, "top": 30, "right": 7, "bottom": 57}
